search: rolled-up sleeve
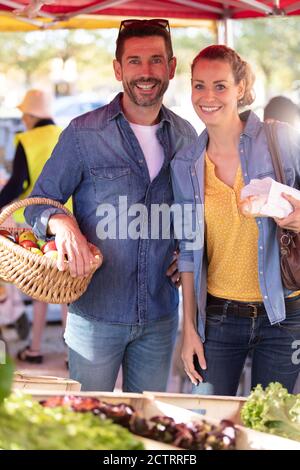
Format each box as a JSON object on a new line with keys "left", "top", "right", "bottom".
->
{"left": 25, "top": 121, "right": 83, "bottom": 239}
{"left": 32, "top": 207, "right": 65, "bottom": 240}
{"left": 171, "top": 157, "right": 196, "bottom": 273}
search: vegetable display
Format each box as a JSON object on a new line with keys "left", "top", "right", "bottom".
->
{"left": 0, "top": 358, "right": 236, "bottom": 450}
{"left": 42, "top": 395, "right": 236, "bottom": 450}
{"left": 0, "top": 392, "right": 144, "bottom": 450}
{"left": 241, "top": 382, "right": 300, "bottom": 442}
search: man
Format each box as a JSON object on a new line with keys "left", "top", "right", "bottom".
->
{"left": 0, "top": 89, "right": 69, "bottom": 365}
{"left": 264, "top": 95, "right": 300, "bottom": 127}
{"left": 25, "top": 19, "right": 197, "bottom": 392}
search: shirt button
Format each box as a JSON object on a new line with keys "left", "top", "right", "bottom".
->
{"left": 260, "top": 271, "right": 263, "bottom": 275}
{"left": 244, "top": 173, "right": 248, "bottom": 177}
{"left": 191, "top": 172, "right": 196, "bottom": 177}
{"left": 195, "top": 195, "right": 199, "bottom": 199}
{"left": 139, "top": 159, "right": 143, "bottom": 164}
{"left": 264, "top": 295, "right": 268, "bottom": 299}
{"left": 258, "top": 220, "right": 261, "bottom": 225}
{"left": 260, "top": 246, "right": 263, "bottom": 250}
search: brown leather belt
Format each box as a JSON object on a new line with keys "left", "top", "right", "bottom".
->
{"left": 206, "top": 294, "right": 300, "bottom": 318}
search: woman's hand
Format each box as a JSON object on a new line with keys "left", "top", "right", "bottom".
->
{"left": 181, "top": 327, "right": 207, "bottom": 385}
{"left": 48, "top": 214, "right": 101, "bottom": 278}
{"left": 166, "top": 250, "right": 181, "bottom": 288}
{"left": 274, "top": 193, "right": 300, "bottom": 232}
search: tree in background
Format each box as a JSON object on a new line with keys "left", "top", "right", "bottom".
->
{"left": 235, "top": 17, "right": 300, "bottom": 102}
{"left": 0, "top": 29, "right": 117, "bottom": 104}
{"left": 0, "top": 18, "right": 299, "bottom": 107}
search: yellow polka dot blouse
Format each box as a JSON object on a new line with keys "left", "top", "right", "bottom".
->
{"left": 204, "top": 153, "right": 263, "bottom": 302}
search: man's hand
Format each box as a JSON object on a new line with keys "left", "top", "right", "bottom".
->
{"left": 274, "top": 193, "right": 300, "bottom": 232}
{"left": 181, "top": 327, "right": 206, "bottom": 385}
{"left": 48, "top": 214, "right": 100, "bottom": 278}
{"left": 166, "top": 250, "right": 181, "bottom": 288}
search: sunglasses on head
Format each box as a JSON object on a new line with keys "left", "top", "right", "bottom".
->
{"left": 118, "top": 18, "right": 170, "bottom": 34}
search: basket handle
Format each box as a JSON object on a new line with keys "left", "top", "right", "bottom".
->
{"left": 0, "top": 197, "right": 75, "bottom": 226}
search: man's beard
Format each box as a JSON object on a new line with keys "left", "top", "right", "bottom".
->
{"left": 123, "top": 77, "right": 169, "bottom": 107}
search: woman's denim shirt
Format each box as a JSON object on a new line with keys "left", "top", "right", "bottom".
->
{"left": 25, "top": 93, "right": 197, "bottom": 325}
{"left": 171, "top": 111, "right": 300, "bottom": 341}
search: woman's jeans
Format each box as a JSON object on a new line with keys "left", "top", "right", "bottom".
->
{"left": 65, "top": 312, "right": 178, "bottom": 392}
{"left": 193, "top": 298, "right": 300, "bottom": 395}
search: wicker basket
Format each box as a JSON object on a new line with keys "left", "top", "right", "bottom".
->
{"left": 0, "top": 197, "right": 102, "bottom": 304}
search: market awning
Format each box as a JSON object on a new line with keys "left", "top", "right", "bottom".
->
{"left": 0, "top": 1, "right": 299, "bottom": 31}
{"left": 0, "top": 11, "right": 216, "bottom": 31}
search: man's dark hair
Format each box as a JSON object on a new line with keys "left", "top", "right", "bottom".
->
{"left": 115, "top": 24, "right": 173, "bottom": 62}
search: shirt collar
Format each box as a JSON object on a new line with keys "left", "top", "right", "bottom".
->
{"left": 107, "top": 92, "right": 123, "bottom": 121}
{"left": 239, "top": 110, "right": 262, "bottom": 138}
{"left": 189, "top": 110, "right": 262, "bottom": 163}
{"left": 34, "top": 118, "right": 55, "bottom": 128}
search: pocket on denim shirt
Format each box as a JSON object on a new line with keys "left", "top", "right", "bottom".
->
{"left": 256, "top": 168, "right": 294, "bottom": 186}
{"left": 91, "top": 166, "right": 131, "bottom": 204}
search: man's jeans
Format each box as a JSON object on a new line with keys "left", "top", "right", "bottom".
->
{"left": 193, "top": 299, "right": 300, "bottom": 395}
{"left": 65, "top": 313, "right": 178, "bottom": 392}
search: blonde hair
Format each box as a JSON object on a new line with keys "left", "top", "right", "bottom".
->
{"left": 192, "top": 45, "right": 255, "bottom": 107}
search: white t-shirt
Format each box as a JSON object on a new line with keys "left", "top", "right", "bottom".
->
{"left": 130, "top": 122, "right": 164, "bottom": 181}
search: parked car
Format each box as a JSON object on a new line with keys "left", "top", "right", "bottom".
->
{"left": 53, "top": 93, "right": 107, "bottom": 128}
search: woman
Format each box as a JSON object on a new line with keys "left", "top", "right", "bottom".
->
{"left": 171, "top": 45, "right": 300, "bottom": 395}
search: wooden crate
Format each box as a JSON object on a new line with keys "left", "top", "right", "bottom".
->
{"left": 21, "top": 391, "right": 179, "bottom": 450}
{"left": 143, "top": 392, "right": 300, "bottom": 449}
{"left": 143, "top": 392, "right": 246, "bottom": 425}
{"left": 13, "top": 372, "right": 81, "bottom": 392}
{"left": 27, "top": 390, "right": 300, "bottom": 450}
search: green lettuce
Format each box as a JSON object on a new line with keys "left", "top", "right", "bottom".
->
{"left": 0, "top": 356, "right": 14, "bottom": 403}
{"left": 0, "top": 392, "right": 144, "bottom": 450}
{"left": 241, "top": 382, "right": 300, "bottom": 442}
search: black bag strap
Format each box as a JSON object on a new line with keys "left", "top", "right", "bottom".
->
{"left": 264, "top": 121, "right": 286, "bottom": 185}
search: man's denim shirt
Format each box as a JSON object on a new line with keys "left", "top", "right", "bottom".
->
{"left": 25, "top": 93, "right": 197, "bottom": 325}
{"left": 171, "top": 111, "right": 300, "bottom": 341}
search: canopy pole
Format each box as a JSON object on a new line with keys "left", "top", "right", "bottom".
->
{"left": 217, "top": 18, "right": 234, "bottom": 47}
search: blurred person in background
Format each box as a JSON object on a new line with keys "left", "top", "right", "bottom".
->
{"left": 264, "top": 95, "right": 300, "bottom": 127}
{"left": 0, "top": 89, "right": 70, "bottom": 364}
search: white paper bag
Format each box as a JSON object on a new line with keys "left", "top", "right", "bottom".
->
{"left": 240, "top": 177, "right": 300, "bottom": 218}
